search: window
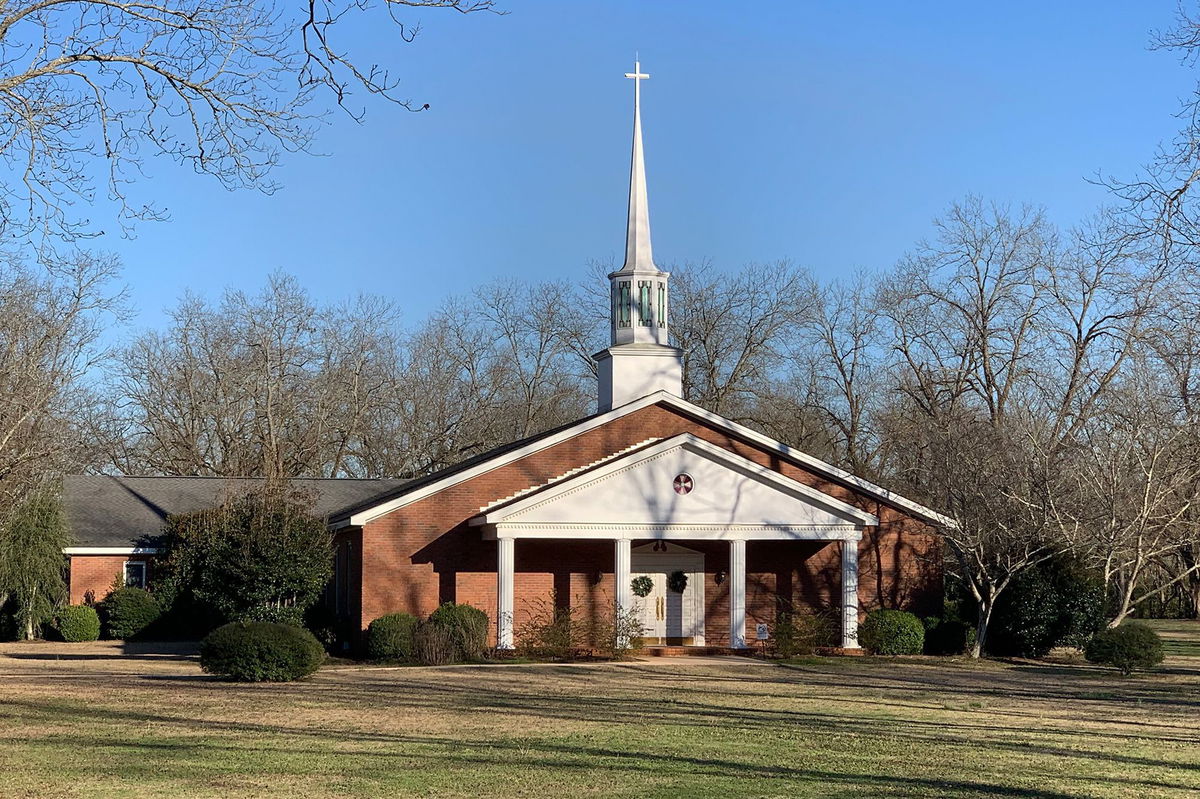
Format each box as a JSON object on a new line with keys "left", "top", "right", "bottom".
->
{"left": 658, "top": 282, "right": 666, "bottom": 327}
{"left": 617, "top": 281, "right": 632, "bottom": 327}
{"left": 124, "top": 561, "right": 147, "bottom": 589}
{"left": 638, "top": 281, "right": 653, "bottom": 326}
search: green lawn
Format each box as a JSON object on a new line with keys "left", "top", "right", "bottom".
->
{"left": 1, "top": 623, "right": 1198, "bottom": 798}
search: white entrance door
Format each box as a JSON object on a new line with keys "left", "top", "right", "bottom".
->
{"left": 630, "top": 543, "right": 705, "bottom": 646}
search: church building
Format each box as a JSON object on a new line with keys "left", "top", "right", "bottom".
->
{"left": 63, "top": 62, "right": 949, "bottom": 652}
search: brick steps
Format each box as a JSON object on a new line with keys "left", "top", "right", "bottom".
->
{"left": 633, "top": 646, "right": 749, "bottom": 657}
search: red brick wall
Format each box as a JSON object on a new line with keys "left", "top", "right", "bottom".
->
{"left": 356, "top": 402, "right": 942, "bottom": 645}
{"left": 68, "top": 555, "right": 156, "bottom": 605}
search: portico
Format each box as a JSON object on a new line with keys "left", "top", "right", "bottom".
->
{"left": 471, "top": 434, "right": 874, "bottom": 651}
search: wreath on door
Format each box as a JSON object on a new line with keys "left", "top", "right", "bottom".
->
{"left": 667, "top": 570, "right": 688, "bottom": 594}
{"left": 630, "top": 575, "right": 654, "bottom": 598}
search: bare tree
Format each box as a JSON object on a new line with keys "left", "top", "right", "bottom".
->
{"left": 0, "top": 250, "right": 125, "bottom": 508}
{"left": 0, "top": 0, "right": 497, "bottom": 244}
{"left": 1073, "top": 378, "right": 1200, "bottom": 626}
{"left": 670, "top": 259, "right": 812, "bottom": 421}
{"left": 110, "top": 272, "right": 404, "bottom": 478}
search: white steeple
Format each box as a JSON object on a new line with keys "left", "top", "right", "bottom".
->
{"left": 622, "top": 60, "right": 654, "bottom": 274}
{"left": 594, "top": 58, "right": 683, "bottom": 412}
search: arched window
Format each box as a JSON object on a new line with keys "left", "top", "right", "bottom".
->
{"left": 658, "top": 282, "right": 666, "bottom": 327}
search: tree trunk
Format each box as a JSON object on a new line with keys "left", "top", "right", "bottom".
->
{"left": 971, "top": 598, "right": 995, "bottom": 659}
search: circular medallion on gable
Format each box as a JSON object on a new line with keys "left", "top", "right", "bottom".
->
{"left": 673, "top": 473, "right": 694, "bottom": 495}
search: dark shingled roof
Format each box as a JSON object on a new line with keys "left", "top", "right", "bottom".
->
{"left": 64, "top": 475, "right": 409, "bottom": 548}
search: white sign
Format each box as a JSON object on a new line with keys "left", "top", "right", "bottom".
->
{"left": 755, "top": 623, "right": 769, "bottom": 641}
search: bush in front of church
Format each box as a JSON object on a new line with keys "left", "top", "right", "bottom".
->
{"left": 860, "top": 609, "right": 925, "bottom": 655}
{"left": 1084, "top": 623, "right": 1164, "bottom": 676}
{"left": 427, "top": 603, "right": 488, "bottom": 661}
{"left": 413, "top": 620, "right": 456, "bottom": 666}
{"left": 52, "top": 605, "right": 101, "bottom": 642}
{"left": 199, "top": 621, "right": 325, "bottom": 681}
{"left": 99, "top": 587, "right": 162, "bottom": 640}
{"left": 366, "top": 612, "right": 419, "bottom": 661}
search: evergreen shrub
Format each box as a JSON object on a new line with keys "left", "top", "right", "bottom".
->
{"left": 99, "top": 588, "right": 162, "bottom": 640}
{"left": 366, "top": 612, "right": 420, "bottom": 661}
{"left": 859, "top": 609, "right": 924, "bottom": 655}
{"left": 427, "top": 603, "right": 488, "bottom": 661}
{"left": 199, "top": 621, "right": 324, "bottom": 681}
{"left": 53, "top": 605, "right": 101, "bottom": 642}
{"left": 1084, "top": 623, "right": 1164, "bottom": 676}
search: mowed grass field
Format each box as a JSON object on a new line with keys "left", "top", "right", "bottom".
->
{"left": 1, "top": 622, "right": 1198, "bottom": 798}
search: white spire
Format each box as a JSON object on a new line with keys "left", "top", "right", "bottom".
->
{"left": 594, "top": 56, "right": 682, "bottom": 412}
{"left": 621, "top": 59, "right": 654, "bottom": 273}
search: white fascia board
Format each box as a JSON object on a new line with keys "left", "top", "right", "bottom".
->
{"left": 484, "top": 523, "right": 862, "bottom": 542}
{"left": 655, "top": 395, "right": 958, "bottom": 528}
{"left": 63, "top": 546, "right": 161, "bottom": 555}
{"left": 476, "top": 433, "right": 879, "bottom": 527}
{"left": 347, "top": 390, "right": 954, "bottom": 528}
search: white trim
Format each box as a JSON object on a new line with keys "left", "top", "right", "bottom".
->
{"left": 122, "top": 560, "right": 148, "bottom": 590}
{"left": 63, "top": 547, "right": 161, "bottom": 555}
{"left": 474, "top": 434, "right": 880, "bottom": 527}
{"left": 346, "top": 391, "right": 954, "bottom": 528}
{"left": 480, "top": 524, "right": 861, "bottom": 541}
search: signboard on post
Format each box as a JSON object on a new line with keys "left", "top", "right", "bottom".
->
{"left": 755, "top": 623, "right": 769, "bottom": 641}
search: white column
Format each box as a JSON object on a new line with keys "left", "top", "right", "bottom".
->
{"left": 841, "top": 536, "right": 860, "bottom": 649}
{"left": 497, "top": 536, "right": 515, "bottom": 650}
{"left": 614, "top": 538, "right": 632, "bottom": 648}
{"left": 729, "top": 538, "right": 747, "bottom": 648}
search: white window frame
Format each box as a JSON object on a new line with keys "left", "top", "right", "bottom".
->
{"left": 122, "top": 560, "right": 147, "bottom": 589}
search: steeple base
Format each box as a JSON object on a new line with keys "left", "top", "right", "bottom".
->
{"left": 595, "top": 344, "right": 683, "bottom": 412}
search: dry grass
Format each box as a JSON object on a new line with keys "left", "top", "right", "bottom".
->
{"left": 0, "top": 622, "right": 1198, "bottom": 798}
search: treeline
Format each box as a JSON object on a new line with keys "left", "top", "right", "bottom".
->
{"left": 4, "top": 196, "right": 1200, "bottom": 649}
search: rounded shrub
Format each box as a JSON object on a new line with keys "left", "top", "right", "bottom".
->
{"left": 859, "top": 609, "right": 925, "bottom": 655}
{"left": 427, "top": 603, "right": 488, "bottom": 661}
{"left": 923, "top": 618, "right": 973, "bottom": 655}
{"left": 1084, "top": 623, "right": 1164, "bottom": 676}
{"left": 367, "top": 613, "right": 419, "bottom": 661}
{"left": 199, "top": 621, "right": 325, "bottom": 682}
{"left": 53, "top": 605, "right": 101, "bottom": 642}
{"left": 100, "top": 588, "right": 162, "bottom": 640}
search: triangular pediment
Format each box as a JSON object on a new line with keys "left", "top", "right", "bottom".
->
{"left": 474, "top": 434, "right": 877, "bottom": 534}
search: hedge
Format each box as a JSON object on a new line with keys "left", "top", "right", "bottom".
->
{"left": 859, "top": 609, "right": 925, "bottom": 655}
{"left": 1084, "top": 622, "right": 1164, "bottom": 676}
{"left": 53, "top": 605, "right": 101, "bottom": 642}
{"left": 100, "top": 588, "right": 162, "bottom": 640}
{"left": 427, "top": 603, "right": 488, "bottom": 661}
{"left": 199, "top": 621, "right": 325, "bottom": 682}
{"left": 366, "top": 613, "right": 419, "bottom": 661}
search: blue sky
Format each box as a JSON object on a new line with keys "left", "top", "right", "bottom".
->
{"left": 98, "top": 1, "right": 1195, "bottom": 332}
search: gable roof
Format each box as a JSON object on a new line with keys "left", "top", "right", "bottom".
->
{"left": 472, "top": 433, "right": 879, "bottom": 534}
{"left": 336, "top": 391, "right": 954, "bottom": 528}
{"left": 64, "top": 475, "right": 408, "bottom": 549}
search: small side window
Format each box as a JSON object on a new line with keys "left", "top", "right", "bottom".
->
{"left": 124, "top": 561, "right": 147, "bottom": 589}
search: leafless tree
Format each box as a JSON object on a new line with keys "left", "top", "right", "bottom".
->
{"left": 0, "top": 0, "right": 497, "bottom": 245}
{"left": 670, "top": 259, "right": 812, "bottom": 421}
{"left": 1071, "top": 376, "right": 1200, "bottom": 626}
{"left": 0, "top": 250, "right": 125, "bottom": 510}
{"left": 110, "top": 272, "right": 404, "bottom": 478}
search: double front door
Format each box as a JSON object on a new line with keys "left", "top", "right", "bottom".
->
{"left": 630, "top": 543, "right": 705, "bottom": 646}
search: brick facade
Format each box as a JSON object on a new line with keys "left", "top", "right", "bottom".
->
{"left": 68, "top": 555, "right": 156, "bottom": 605}
{"left": 353, "top": 401, "right": 942, "bottom": 647}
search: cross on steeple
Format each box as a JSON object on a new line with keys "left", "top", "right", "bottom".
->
{"left": 625, "top": 60, "right": 649, "bottom": 104}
